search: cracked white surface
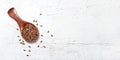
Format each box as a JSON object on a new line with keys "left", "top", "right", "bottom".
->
{"left": 0, "top": 0, "right": 120, "bottom": 60}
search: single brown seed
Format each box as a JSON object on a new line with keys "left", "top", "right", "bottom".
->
{"left": 51, "top": 34, "right": 53, "bottom": 37}
{"left": 37, "top": 45, "right": 40, "bottom": 48}
{"left": 33, "top": 20, "right": 35, "bottom": 22}
{"left": 47, "top": 30, "right": 50, "bottom": 33}
{"left": 43, "top": 46, "right": 46, "bottom": 48}
{"left": 36, "top": 23, "right": 38, "bottom": 26}
{"left": 20, "top": 42, "right": 25, "bottom": 45}
{"left": 40, "top": 41, "right": 43, "bottom": 43}
{"left": 26, "top": 55, "right": 29, "bottom": 56}
{"left": 22, "top": 40, "right": 24, "bottom": 42}
{"left": 17, "top": 35, "right": 20, "bottom": 37}
{"left": 19, "top": 39, "right": 21, "bottom": 41}
{"left": 41, "top": 35, "right": 43, "bottom": 37}
{"left": 40, "top": 13, "right": 42, "bottom": 15}
{"left": 23, "top": 49, "right": 26, "bottom": 51}
{"left": 28, "top": 46, "right": 31, "bottom": 48}
{"left": 28, "top": 50, "right": 31, "bottom": 52}
{"left": 35, "top": 20, "right": 37, "bottom": 22}
{"left": 17, "top": 28, "right": 19, "bottom": 30}
{"left": 40, "top": 25, "right": 43, "bottom": 27}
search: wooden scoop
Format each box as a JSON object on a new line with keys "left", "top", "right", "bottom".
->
{"left": 8, "top": 7, "right": 39, "bottom": 43}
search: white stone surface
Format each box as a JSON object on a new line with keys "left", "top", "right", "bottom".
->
{"left": 0, "top": 0, "right": 120, "bottom": 60}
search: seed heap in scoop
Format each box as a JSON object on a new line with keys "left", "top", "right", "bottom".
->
{"left": 21, "top": 23, "right": 39, "bottom": 43}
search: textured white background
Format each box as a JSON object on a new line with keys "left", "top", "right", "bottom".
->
{"left": 0, "top": 0, "right": 120, "bottom": 60}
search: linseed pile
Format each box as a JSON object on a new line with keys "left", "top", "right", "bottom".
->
{"left": 21, "top": 23, "right": 39, "bottom": 42}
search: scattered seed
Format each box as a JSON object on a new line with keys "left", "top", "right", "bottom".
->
{"left": 17, "top": 35, "right": 20, "bottom": 37}
{"left": 37, "top": 45, "right": 40, "bottom": 48}
{"left": 40, "top": 25, "right": 43, "bottom": 27}
{"left": 35, "top": 20, "right": 37, "bottom": 22}
{"left": 17, "top": 28, "right": 19, "bottom": 30}
{"left": 28, "top": 46, "right": 31, "bottom": 48}
{"left": 20, "top": 42, "right": 25, "bottom": 45}
{"left": 19, "top": 39, "right": 21, "bottom": 41}
{"left": 23, "top": 49, "right": 26, "bottom": 51}
{"left": 40, "top": 41, "right": 43, "bottom": 43}
{"left": 47, "top": 30, "right": 50, "bottom": 33}
{"left": 43, "top": 46, "right": 46, "bottom": 48}
{"left": 41, "top": 35, "right": 43, "bottom": 37}
{"left": 33, "top": 20, "right": 35, "bottom": 22}
{"left": 51, "top": 34, "right": 53, "bottom": 37}
{"left": 22, "top": 40, "right": 24, "bottom": 43}
{"left": 40, "top": 13, "right": 42, "bottom": 15}
{"left": 36, "top": 23, "right": 38, "bottom": 26}
{"left": 28, "top": 50, "right": 31, "bottom": 52}
{"left": 26, "top": 55, "right": 29, "bottom": 56}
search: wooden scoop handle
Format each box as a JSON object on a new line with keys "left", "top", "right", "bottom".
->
{"left": 8, "top": 7, "right": 26, "bottom": 30}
